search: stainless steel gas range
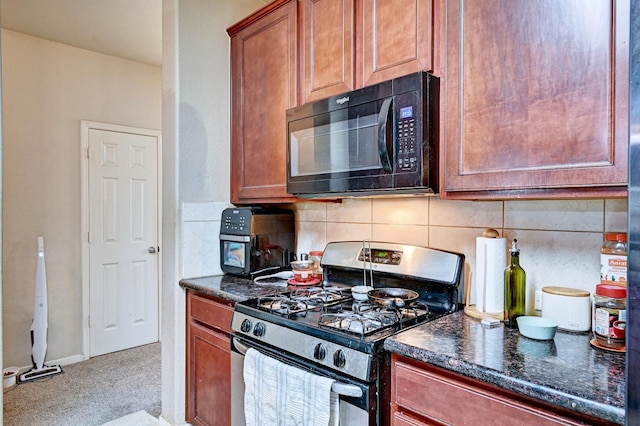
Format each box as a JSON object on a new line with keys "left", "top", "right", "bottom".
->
{"left": 230, "top": 241, "right": 464, "bottom": 426}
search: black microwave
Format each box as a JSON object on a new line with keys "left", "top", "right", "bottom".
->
{"left": 286, "top": 72, "right": 439, "bottom": 198}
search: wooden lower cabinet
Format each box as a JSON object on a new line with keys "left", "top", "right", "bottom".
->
{"left": 186, "top": 291, "right": 234, "bottom": 426}
{"left": 391, "top": 354, "right": 614, "bottom": 426}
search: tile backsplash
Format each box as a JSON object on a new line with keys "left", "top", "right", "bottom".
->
{"left": 293, "top": 197, "right": 628, "bottom": 314}
{"left": 180, "top": 197, "right": 627, "bottom": 315}
{"left": 181, "top": 202, "right": 230, "bottom": 278}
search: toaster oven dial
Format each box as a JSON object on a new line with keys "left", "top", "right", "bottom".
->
{"left": 313, "top": 343, "right": 326, "bottom": 360}
{"left": 333, "top": 349, "right": 346, "bottom": 368}
{"left": 253, "top": 322, "right": 266, "bottom": 337}
{"left": 240, "top": 319, "right": 252, "bottom": 333}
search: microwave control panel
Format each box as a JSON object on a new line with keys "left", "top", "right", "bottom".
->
{"left": 396, "top": 92, "right": 420, "bottom": 172}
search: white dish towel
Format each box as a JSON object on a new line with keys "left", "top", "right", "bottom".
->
{"left": 244, "top": 347, "right": 339, "bottom": 426}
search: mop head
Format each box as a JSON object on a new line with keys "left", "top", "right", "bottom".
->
{"left": 19, "top": 364, "right": 63, "bottom": 382}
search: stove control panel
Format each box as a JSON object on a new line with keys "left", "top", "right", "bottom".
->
{"left": 358, "top": 248, "right": 403, "bottom": 265}
{"left": 313, "top": 343, "right": 327, "bottom": 360}
{"left": 231, "top": 311, "right": 373, "bottom": 382}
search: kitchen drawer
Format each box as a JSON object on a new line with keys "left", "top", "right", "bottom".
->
{"left": 393, "top": 411, "right": 436, "bottom": 426}
{"left": 393, "top": 359, "right": 585, "bottom": 425}
{"left": 188, "top": 292, "right": 234, "bottom": 334}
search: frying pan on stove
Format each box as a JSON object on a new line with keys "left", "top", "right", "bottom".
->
{"left": 367, "top": 288, "right": 419, "bottom": 308}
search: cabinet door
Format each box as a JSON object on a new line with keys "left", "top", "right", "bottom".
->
{"left": 187, "top": 322, "right": 231, "bottom": 426}
{"left": 301, "top": 0, "right": 355, "bottom": 103}
{"left": 391, "top": 356, "right": 587, "bottom": 425}
{"left": 360, "top": 0, "right": 434, "bottom": 87}
{"left": 229, "top": 0, "right": 298, "bottom": 204}
{"left": 441, "top": 0, "right": 629, "bottom": 198}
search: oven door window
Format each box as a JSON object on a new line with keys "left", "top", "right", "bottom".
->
{"left": 223, "top": 241, "right": 245, "bottom": 268}
{"left": 289, "top": 102, "right": 384, "bottom": 178}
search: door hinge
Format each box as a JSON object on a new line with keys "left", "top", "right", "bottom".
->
{"left": 88, "top": 315, "right": 91, "bottom": 328}
{"left": 86, "top": 147, "right": 91, "bottom": 159}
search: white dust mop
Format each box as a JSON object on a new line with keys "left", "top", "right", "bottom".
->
{"left": 19, "top": 237, "right": 63, "bottom": 382}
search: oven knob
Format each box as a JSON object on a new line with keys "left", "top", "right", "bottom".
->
{"left": 313, "top": 343, "right": 326, "bottom": 360}
{"left": 240, "top": 319, "right": 252, "bottom": 333}
{"left": 253, "top": 322, "right": 266, "bottom": 337}
{"left": 333, "top": 350, "right": 346, "bottom": 368}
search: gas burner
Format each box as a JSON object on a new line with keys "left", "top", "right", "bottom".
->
{"left": 318, "top": 301, "right": 430, "bottom": 337}
{"left": 319, "top": 310, "right": 399, "bottom": 337}
{"left": 257, "top": 296, "right": 310, "bottom": 316}
{"left": 290, "top": 287, "right": 350, "bottom": 306}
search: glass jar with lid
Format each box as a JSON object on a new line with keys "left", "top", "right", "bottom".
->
{"left": 309, "top": 250, "right": 323, "bottom": 279}
{"left": 593, "top": 284, "right": 626, "bottom": 350}
{"left": 600, "top": 233, "right": 627, "bottom": 285}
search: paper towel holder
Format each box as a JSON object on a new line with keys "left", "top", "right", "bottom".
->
{"left": 464, "top": 228, "right": 505, "bottom": 321}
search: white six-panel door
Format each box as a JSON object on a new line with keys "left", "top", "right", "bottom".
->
{"left": 84, "top": 122, "right": 160, "bottom": 357}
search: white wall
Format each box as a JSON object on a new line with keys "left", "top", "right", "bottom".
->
{"left": 1, "top": 29, "right": 161, "bottom": 367}
{"left": 161, "top": 1, "right": 265, "bottom": 424}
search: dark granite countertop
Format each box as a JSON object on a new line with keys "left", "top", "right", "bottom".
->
{"left": 179, "top": 274, "right": 287, "bottom": 302}
{"left": 385, "top": 311, "right": 625, "bottom": 425}
{"left": 180, "top": 277, "right": 625, "bottom": 424}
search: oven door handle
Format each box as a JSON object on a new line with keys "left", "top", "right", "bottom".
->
{"left": 232, "top": 336, "right": 251, "bottom": 355}
{"left": 232, "top": 337, "right": 363, "bottom": 398}
{"left": 330, "top": 381, "right": 363, "bottom": 398}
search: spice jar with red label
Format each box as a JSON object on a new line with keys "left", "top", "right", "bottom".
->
{"left": 600, "top": 233, "right": 627, "bottom": 285}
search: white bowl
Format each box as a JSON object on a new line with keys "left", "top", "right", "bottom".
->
{"left": 3, "top": 367, "right": 19, "bottom": 388}
{"left": 517, "top": 316, "right": 558, "bottom": 340}
{"left": 351, "top": 286, "right": 371, "bottom": 301}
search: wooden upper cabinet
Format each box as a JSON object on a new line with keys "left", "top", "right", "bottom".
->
{"left": 301, "top": 0, "right": 355, "bottom": 103}
{"left": 441, "top": 0, "right": 629, "bottom": 198}
{"left": 360, "top": 0, "right": 434, "bottom": 87}
{"left": 228, "top": 0, "right": 298, "bottom": 204}
{"left": 301, "top": 0, "right": 434, "bottom": 104}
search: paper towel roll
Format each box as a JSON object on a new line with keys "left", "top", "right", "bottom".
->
{"left": 475, "top": 237, "right": 507, "bottom": 313}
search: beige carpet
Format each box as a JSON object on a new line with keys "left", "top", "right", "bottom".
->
{"left": 3, "top": 342, "right": 161, "bottom": 426}
{"left": 100, "top": 410, "right": 161, "bottom": 425}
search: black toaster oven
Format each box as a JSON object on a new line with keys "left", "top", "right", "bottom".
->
{"left": 219, "top": 207, "right": 295, "bottom": 278}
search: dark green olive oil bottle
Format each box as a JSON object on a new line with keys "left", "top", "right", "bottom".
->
{"left": 504, "top": 239, "right": 526, "bottom": 328}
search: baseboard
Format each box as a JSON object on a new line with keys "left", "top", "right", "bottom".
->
{"left": 18, "top": 353, "right": 87, "bottom": 375}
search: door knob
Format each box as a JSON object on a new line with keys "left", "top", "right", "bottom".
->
{"left": 148, "top": 246, "right": 158, "bottom": 254}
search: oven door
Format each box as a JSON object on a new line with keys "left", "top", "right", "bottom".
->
{"left": 231, "top": 335, "right": 376, "bottom": 426}
{"left": 219, "top": 236, "right": 250, "bottom": 276}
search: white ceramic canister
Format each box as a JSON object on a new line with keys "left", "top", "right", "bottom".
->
{"left": 541, "top": 286, "right": 591, "bottom": 332}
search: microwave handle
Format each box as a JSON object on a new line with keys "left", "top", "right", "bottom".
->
{"left": 377, "top": 97, "right": 394, "bottom": 172}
